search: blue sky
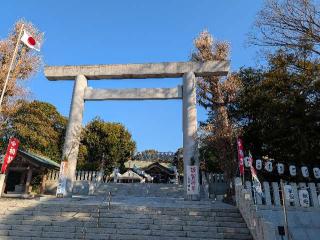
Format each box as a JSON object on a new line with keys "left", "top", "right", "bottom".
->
{"left": 1, "top": 0, "right": 263, "bottom": 152}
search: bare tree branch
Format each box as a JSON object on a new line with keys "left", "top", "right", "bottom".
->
{"left": 250, "top": 0, "right": 320, "bottom": 58}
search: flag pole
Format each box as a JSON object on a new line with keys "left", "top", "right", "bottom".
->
{"left": 252, "top": 175, "right": 258, "bottom": 211}
{"left": 280, "top": 179, "right": 291, "bottom": 240}
{"left": 0, "top": 23, "right": 24, "bottom": 112}
{"left": 242, "top": 169, "right": 245, "bottom": 185}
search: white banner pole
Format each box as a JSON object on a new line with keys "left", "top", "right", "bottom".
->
{"left": 0, "top": 23, "right": 24, "bottom": 112}
{"left": 280, "top": 179, "right": 291, "bottom": 240}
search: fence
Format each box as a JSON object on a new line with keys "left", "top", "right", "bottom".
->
{"left": 244, "top": 180, "right": 320, "bottom": 208}
{"left": 46, "top": 170, "right": 105, "bottom": 182}
{"left": 236, "top": 178, "right": 320, "bottom": 240}
{"left": 45, "top": 170, "right": 106, "bottom": 195}
{"left": 201, "top": 173, "right": 227, "bottom": 199}
{"left": 46, "top": 171, "right": 227, "bottom": 196}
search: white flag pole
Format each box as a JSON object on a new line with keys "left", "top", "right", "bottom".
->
{"left": 280, "top": 179, "right": 291, "bottom": 240}
{"left": 0, "top": 23, "right": 24, "bottom": 112}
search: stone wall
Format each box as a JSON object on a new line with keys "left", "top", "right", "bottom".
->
{"left": 235, "top": 178, "right": 320, "bottom": 240}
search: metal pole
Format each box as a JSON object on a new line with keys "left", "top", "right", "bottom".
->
{"left": 280, "top": 179, "right": 291, "bottom": 240}
{"left": 252, "top": 176, "right": 258, "bottom": 211}
{"left": 0, "top": 23, "right": 24, "bottom": 112}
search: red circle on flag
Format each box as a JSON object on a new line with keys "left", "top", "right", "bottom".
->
{"left": 27, "top": 37, "right": 36, "bottom": 46}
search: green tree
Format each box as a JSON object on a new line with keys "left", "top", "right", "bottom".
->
{"left": 240, "top": 0, "right": 320, "bottom": 169}
{"left": 234, "top": 52, "right": 320, "bottom": 165}
{"left": 198, "top": 144, "right": 222, "bottom": 173}
{"left": 79, "top": 118, "right": 136, "bottom": 173}
{"left": 173, "top": 148, "right": 184, "bottom": 174}
{"left": 4, "top": 100, "right": 67, "bottom": 162}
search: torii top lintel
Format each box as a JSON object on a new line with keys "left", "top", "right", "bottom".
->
{"left": 44, "top": 61, "right": 229, "bottom": 80}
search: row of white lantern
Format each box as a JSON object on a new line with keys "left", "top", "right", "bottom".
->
{"left": 244, "top": 157, "right": 320, "bottom": 178}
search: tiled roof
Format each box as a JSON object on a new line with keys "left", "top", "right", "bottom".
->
{"left": 15, "top": 150, "right": 60, "bottom": 170}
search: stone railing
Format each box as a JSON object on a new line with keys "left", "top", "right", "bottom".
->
{"left": 235, "top": 178, "right": 320, "bottom": 240}
{"left": 45, "top": 170, "right": 106, "bottom": 194}
{"left": 46, "top": 170, "right": 104, "bottom": 182}
{"left": 243, "top": 180, "right": 320, "bottom": 208}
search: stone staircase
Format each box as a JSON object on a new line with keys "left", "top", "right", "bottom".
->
{"left": 0, "top": 197, "right": 252, "bottom": 240}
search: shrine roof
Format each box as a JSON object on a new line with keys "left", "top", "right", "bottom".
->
{"left": 17, "top": 150, "right": 60, "bottom": 170}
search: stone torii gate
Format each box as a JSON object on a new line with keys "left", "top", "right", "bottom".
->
{"left": 44, "top": 61, "right": 229, "bottom": 199}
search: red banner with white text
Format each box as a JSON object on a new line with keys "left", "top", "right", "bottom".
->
{"left": 1, "top": 138, "right": 20, "bottom": 174}
{"left": 237, "top": 137, "right": 244, "bottom": 176}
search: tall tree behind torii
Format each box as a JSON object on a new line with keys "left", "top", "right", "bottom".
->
{"left": 0, "top": 20, "right": 43, "bottom": 134}
{"left": 191, "top": 31, "right": 241, "bottom": 182}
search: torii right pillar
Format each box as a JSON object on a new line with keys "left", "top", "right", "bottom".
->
{"left": 183, "top": 72, "right": 200, "bottom": 200}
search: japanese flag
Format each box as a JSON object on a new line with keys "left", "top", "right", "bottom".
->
{"left": 21, "top": 30, "right": 40, "bottom": 51}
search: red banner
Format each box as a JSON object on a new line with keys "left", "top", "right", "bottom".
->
{"left": 1, "top": 138, "right": 20, "bottom": 174}
{"left": 237, "top": 137, "right": 244, "bottom": 176}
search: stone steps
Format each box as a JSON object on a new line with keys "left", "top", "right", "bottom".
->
{"left": 0, "top": 198, "right": 252, "bottom": 240}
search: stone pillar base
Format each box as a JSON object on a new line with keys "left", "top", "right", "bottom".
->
{"left": 0, "top": 174, "right": 6, "bottom": 197}
{"left": 185, "top": 194, "right": 200, "bottom": 201}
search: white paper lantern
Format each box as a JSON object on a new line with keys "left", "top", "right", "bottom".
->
{"left": 298, "top": 189, "right": 310, "bottom": 207}
{"left": 284, "top": 185, "right": 295, "bottom": 203}
{"left": 277, "top": 163, "right": 285, "bottom": 174}
{"left": 301, "top": 166, "right": 309, "bottom": 178}
{"left": 265, "top": 161, "right": 273, "bottom": 172}
{"left": 256, "top": 159, "right": 262, "bottom": 170}
{"left": 244, "top": 157, "right": 250, "bottom": 167}
{"left": 313, "top": 168, "right": 320, "bottom": 179}
{"left": 289, "top": 165, "right": 296, "bottom": 176}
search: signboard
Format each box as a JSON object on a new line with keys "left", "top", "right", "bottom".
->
{"left": 1, "top": 138, "right": 20, "bottom": 174}
{"left": 56, "top": 178, "right": 67, "bottom": 197}
{"left": 56, "top": 161, "right": 68, "bottom": 197}
{"left": 299, "top": 189, "right": 310, "bottom": 207}
{"left": 298, "top": 189, "right": 310, "bottom": 207}
{"left": 284, "top": 185, "right": 295, "bottom": 203}
{"left": 187, "top": 165, "right": 199, "bottom": 195}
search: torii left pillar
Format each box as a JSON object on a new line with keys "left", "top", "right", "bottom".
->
{"left": 183, "top": 72, "right": 200, "bottom": 200}
{"left": 62, "top": 75, "right": 87, "bottom": 195}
